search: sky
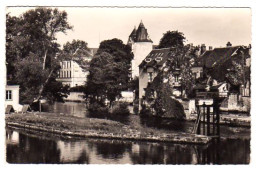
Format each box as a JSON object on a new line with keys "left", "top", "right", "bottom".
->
{"left": 6, "top": 7, "right": 251, "bottom": 49}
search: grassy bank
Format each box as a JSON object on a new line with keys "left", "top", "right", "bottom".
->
{"left": 5, "top": 112, "right": 210, "bottom": 144}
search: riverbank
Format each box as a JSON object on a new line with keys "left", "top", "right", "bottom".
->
{"left": 188, "top": 113, "right": 250, "bottom": 127}
{"left": 6, "top": 112, "right": 211, "bottom": 144}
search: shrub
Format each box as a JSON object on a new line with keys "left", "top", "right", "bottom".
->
{"left": 88, "top": 102, "right": 109, "bottom": 117}
{"left": 111, "top": 102, "right": 130, "bottom": 116}
{"left": 139, "top": 104, "right": 153, "bottom": 117}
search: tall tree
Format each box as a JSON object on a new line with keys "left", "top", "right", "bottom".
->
{"left": 6, "top": 8, "right": 73, "bottom": 104}
{"left": 86, "top": 39, "right": 133, "bottom": 107}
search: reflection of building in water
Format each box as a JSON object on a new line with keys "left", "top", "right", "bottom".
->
{"left": 131, "top": 143, "right": 140, "bottom": 154}
{"left": 6, "top": 130, "right": 19, "bottom": 145}
{"left": 57, "top": 140, "right": 89, "bottom": 163}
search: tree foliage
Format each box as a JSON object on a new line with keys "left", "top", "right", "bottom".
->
{"left": 158, "top": 31, "right": 186, "bottom": 49}
{"left": 6, "top": 7, "right": 73, "bottom": 104}
{"left": 143, "top": 72, "right": 185, "bottom": 119}
{"left": 158, "top": 31, "right": 197, "bottom": 97}
{"left": 225, "top": 47, "right": 250, "bottom": 93}
{"left": 86, "top": 39, "right": 133, "bottom": 107}
{"left": 61, "top": 39, "right": 91, "bottom": 72}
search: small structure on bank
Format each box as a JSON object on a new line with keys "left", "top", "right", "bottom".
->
{"left": 192, "top": 88, "right": 227, "bottom": 137}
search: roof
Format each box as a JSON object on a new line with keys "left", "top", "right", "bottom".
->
{"left": 198, "top": 46, "right": 240, "bottom": 68}
{"left": 129, "top": 21, "right": 153, "bottom": 43}
{"left": 197, "top": 45, "right": 251, "bottom": 82}
{"left": 139, "top": 48, "right": 171, "bottom": 68}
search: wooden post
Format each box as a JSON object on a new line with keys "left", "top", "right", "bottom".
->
{"left": 207, "top": 106, "right": 210, "bottom": 136}
{"left": 216, "top": 104, "right": 220, "bottom": 136}
{"left": 197, "top": 107, "right": 201, "bottom": 134}
{"left": 203, "top": 103, "right": 206, "bottom": 135}
{"left": 213, "top": 105, "right": 215, "bottom": 135}
{"left": 39, "top": 99, "right": 41, "bottom": 112}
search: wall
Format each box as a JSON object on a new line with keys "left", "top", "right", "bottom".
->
{"left": 64, "top": 92, "right": 85, "bottom": 102}
{"left": 191, "top": 67, "right": 203, "bottom": 79}
{"left": 131, "top": 42, "right": 153, "bottom": 78}
{"left": 220, "top": 93, "right": 250, "bottom": 112}
{"left": 5, "top": 85, "right": 21, "bottom": 111}
{"left": 57, "top": 61, "right": 88, "bottom": 87}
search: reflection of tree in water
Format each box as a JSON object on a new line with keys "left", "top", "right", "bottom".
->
{"left": 130, "top": 142, "right": 196, "bottom": 164}
{"left": 93, "top": 140, "right": 131, "bottom": 160}
{"left": 6, "top": 133, "right": 61, "bottom": 163}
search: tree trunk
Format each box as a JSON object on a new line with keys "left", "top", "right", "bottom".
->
{"left": 42, "top": 50, "right": 48, "bottom": 70}
{"left": 34, "top": 68, "right": 54, "bottom": 103}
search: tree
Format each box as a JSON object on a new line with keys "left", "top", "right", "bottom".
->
{"left": 6, "top": 8, "right": 73, "bottom": 105}
{"left": 86, "top": 39, "right": 133, "bottom": 107}
{"left": 158, "top": 31, "right": 186, "bottom": 49}
{"left": 158, "top": 31, "right": 197, "bottom": 97}
{"left": 225, "top": 47, "right": 250, "bottom": 93}
{"left": 61, "top": 39, "right": 91, "bottom": 73}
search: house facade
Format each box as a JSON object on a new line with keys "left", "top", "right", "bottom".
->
{"left": 128, "top": 21, "right": 153, "bottom": 78}
{"left": 138, "top": 48, "right": 182, "bottom": 110}
{"left": 5, "top": 63, "right": 21, "bottom": 112}
{"left": 56, "top": 60, "right": 88, "bottom": 87}
{"left": 5, "top": 85, "right": 20, "bottom": 112}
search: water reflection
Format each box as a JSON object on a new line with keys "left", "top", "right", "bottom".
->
{"left": 6, "top": 128, "right": 250, "bottom": 164}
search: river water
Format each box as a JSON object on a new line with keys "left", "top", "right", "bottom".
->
{"left": 6, "top": 102, "right": 251, "bottom": 164}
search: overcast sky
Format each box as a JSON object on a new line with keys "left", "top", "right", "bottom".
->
{"left": 6, "top": 7, "right": 251, "bottom": 49}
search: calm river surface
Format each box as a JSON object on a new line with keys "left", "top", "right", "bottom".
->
{"left": 6, "top": 127, "right": 250, "bottom": 164}
{"left": 6, "top": 102, "right": 250, "bottom": 164}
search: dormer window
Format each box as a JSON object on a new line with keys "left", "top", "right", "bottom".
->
{"left": 155, "top": 57, "right": 162, "bottom": 62}
{"left": 145, "top": 58, "right": 152, "bottom": 62}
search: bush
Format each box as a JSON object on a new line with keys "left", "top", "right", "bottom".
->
{"left": 88, "top": 102, "right": 109, "bottom": 117}
{"left": 111, "top": 102, "right": 130, "bottom": 116}
{"left": 139, "top": 104, "right": 153, "bottom": 117}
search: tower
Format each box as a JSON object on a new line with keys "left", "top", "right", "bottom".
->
{"left": 128, "top": 21, "right": 153, "bottom": 78}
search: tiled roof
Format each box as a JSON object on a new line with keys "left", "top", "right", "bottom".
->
{"left": 198, "top": 46, "right": 240, "bottom": 68}
{"left": 139, "top": 48, "right": 171, "bottom": 68}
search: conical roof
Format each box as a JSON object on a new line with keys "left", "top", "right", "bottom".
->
{"left": 128, "top": 21, "right": 152, "bottom": 43}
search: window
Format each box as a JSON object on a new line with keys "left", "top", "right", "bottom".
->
{"left": 67, "top": 71, "right": 69, "bottom": 78}
{"left": 6, "top": 90, "right": 12, "bottom": 100}
{"left": 148, "top": 72, "right": 153, "bottom": 82}
{"left": 175, "top": 75, "right": 179, "bottom": 82}
{"left": 69, "top": 71, "right": 71, "bottom": 78}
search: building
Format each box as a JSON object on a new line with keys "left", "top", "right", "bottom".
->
{"left": 56, "top": 60, "right": 88, "bottom": 87}
{"left": 194, "top": 42, "right": 251, "bottom": 112}
{"left": 5, "top": 63, "right": 21, "bottom": 112}
{"left": 138, "top": 48, "right": 182, "bottom": 110}
{"left": 128, "top": 21, "right": 153, "bottom": 78}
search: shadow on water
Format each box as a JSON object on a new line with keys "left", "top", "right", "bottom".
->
{"left": 6, "top": 127, "right": 250, "bottom": 164}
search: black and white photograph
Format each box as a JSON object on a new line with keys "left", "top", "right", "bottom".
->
{"left": 3, "top": 4, "right": 255, "bottom": 166}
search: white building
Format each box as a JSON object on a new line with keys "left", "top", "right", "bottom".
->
{"left": 5, "top": 63, "right": 21, "bottom": 112}
{"left": 56, "top": 60, "right": 88, "bottom": 87}
{"left": 127, "top": 21, "right": 153, "bottom": 78}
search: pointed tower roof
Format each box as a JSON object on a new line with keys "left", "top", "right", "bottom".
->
{"left": 128, "top": 21, "right": 153, "bottom": 43}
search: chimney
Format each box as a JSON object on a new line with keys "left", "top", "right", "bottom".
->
{"left": 226, "top": 42, "right": 232, "bottom": 47}
{"left": 209, "top": 46, "right": 213, "bottom": 50}
{"left": 201, "top": 44, "right": 206, "bottom": 54}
